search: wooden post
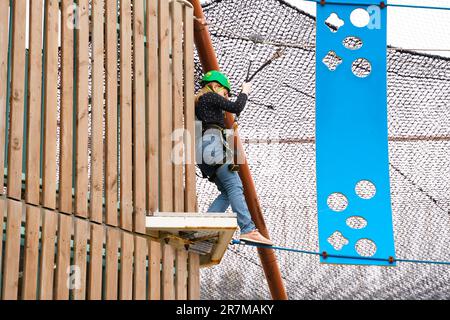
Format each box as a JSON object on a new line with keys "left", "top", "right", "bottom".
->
{"left": 26, "top": 0, "right": 44, "bottom": 205}
{"left": 120, "top": 0, "right": 133, "bottom": 231}
{"left": 7, "top": 0, "right": 27, "bottom": 200}
{"left": 119, "top": 232, "right": 134, "bottom": 300}
{"left": 172, "top": 0, "right": 184, "bottom": 213}
{"left": 133, "top": 0, "right": 147, "bottom": 233}
{"left": 2, "top": 199, "right": 22, "bottom": 300}
{"left": 42, "top": 0, "right": 59, "bottom": 209}
{"left": 148, "top": 239, "right": 162, "bottom": 300}
{"left": 159, "top": 0, "right": 173, "bottom": 212}
{"left": 105, "top": 227, "right": 120, "bottom": 300}
{"left": 0, "top": 2, "right": 10, "bottom": 193}
{"left": 72, "top": 218, "right": 88, "bottom": 300}
{"left": 88, "top": 224, "right": 104, "bottom": 300}
{"left": 22, "top": 205, "right": 41, "bottom": 300}
{"left": 105, "top": 0, "right": 119, "bottom": 227}
{"left": 54, "top": 213, "right": 73, "bottom": 300}
{"left": 133, "top": 236, "right": 148, "bottom": 300}
{"left": 90, "top": 0, "right": 105, "bottom": 223}
{"left": 39, "top": 209, "right": 58, "bottom": 300}
{"left": 75, "top": 0, "right": 90, "bottom": 218}
{"left": 59, "top": 0, "right": 75, "bottom": 213}
{"left": 183, "top": 5, "right": 196, "bottom": 212}
{"left": 162, "top": 241, "right": 175, "bottom": 300}
{"left": 175, "top": 249, "right": 188, "bottom": 300}
{"left": 146, "top": 0, "right": 159, "bottom": 215}
{"left": 188, "top": 252, "right": 200, "bottom": 300}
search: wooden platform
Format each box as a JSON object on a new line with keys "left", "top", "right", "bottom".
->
{"left": 146, "top": 212, "right": 238, "bottom": 267}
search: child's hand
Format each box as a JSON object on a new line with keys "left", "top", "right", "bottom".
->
{"left": 241, "top": 82, "right": 252, "bottom": 95}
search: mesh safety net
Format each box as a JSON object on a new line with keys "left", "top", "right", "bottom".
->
{"left": 195, "top": 0, "right": 450, "bottom": 299}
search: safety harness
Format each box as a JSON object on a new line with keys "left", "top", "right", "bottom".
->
{"left": 195, "top": 84, "right": 240, "bottom": 182}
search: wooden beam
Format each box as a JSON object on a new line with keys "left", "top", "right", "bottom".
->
{"left": 172, "top": 0, "right": 184, "bottom": 213}
{"left": 26, "top": 0, "right": 44, "bottom": 205}
{"left": 146, "top": 0, "right": 159, "bottom": 215}
{"left": 0, "top": 1, "right": 9, "bottom": 194}
{"left": 22, "top": 205, "right": 41, "bottom": 300}
{"left": 7, "top": 0, "right": 27, "bottom": 200}
{"left": 105, "top": 0, "right": 119, "bottom": 227}
{"left": 105, "top": 227, "right": 120, "bottom": 300}
{"left": 39, "top": 208, "right": 58, "bottom": 300}
{"left": 183, "top": 5, "right": 196, "bottom": 213}
{"left": 119, "top": 231, "right": 134, "bottom": 300}
{"left": 75, "top": 0, "right": 90, "bottom": 217}
{"left": 159, "top": 0, "right": 173, "bottom": 212}
{"left": 90, "top": 0, "right": 105, "bottom": 222}
{"left": 54, "top": 212, "right": 73, "bottom": 300}
{"left": 133, "top": 0, "right": 147, "bottom": 233}
{"left": 59, "top": 0, "right": 75, "bottom": 213}
{"left": 120, "top": 0, "right": 133, "bottom": 231}
{"left": 2, "top": 199, "right": 22, "bottom": 300}
{"left": 42, "top": 0, "right": 59, "bottom": 209}
{"left": 88, "top": 223, "right": 104, "bottom": 300}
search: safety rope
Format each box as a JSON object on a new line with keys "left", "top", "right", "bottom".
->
{"left": 303, "top": 0, "right": 450, "bottom": 11}
{"left": 231, "top": 239, "right": 450, "bottom": 266}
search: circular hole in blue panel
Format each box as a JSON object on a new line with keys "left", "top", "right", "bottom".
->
{"left": 327, "top": 192, "right": 348, "bottom": 212}
{"left": 346, "top": 216, "right": 368, "bottom": 229}
{"left": 351, "top": 58, "right": 372, "bottom": 78}
{"left": 343, "top": 36, "right": 363, "bottom": 50}
{"left": 350, "top": 8, "right": 370, "bottom": 28}
{"left": 355, "top": 238, "right": 377, "bottom": 257}
{"left": 355, "top": 180, "right": 376, "bottom": 199}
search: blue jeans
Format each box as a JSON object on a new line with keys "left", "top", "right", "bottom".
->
{"left": 207, "top": 164, "right": 256, "bottom": 234}
{"left": 196, "top": 130, "right": 256, "bottom": 234}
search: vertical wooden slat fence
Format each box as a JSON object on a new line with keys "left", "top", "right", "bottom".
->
{"left": 0, "top": 0, "right": 200, "bottom": 301}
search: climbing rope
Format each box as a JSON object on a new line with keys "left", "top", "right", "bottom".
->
{"left": 231, "top": 239, "right": 450, "bottom": 266}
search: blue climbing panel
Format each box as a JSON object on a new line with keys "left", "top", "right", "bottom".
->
{"left": 315, "top": 1, "right": 396, "bottom": 266}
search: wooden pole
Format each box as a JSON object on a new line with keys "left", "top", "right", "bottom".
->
{"left": 188, "top": 0, "right": 288, "bottom": 300}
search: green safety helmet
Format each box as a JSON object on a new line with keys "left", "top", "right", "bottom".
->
{"left": 201, "top": 70, "right": 231, "bottom": 93}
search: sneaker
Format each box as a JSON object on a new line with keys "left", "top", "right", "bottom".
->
{"left": 240, "top": 229, "right": 273, "bottom": 246}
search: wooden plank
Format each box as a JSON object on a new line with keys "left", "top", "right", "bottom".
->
{"left": 54, "top": 212, "right": 73, "bottom": 300}
{"left": 132, "top": 0, "right": 147, "bottom": 234}
{"left": 147, "top": 239, "right": 161, "bottom": 300}
{"left": 146, "top": 0, "right": 159, "bottom": 215}
{"left": 38, "top": 209, "right": 58, "bottom": 300}
{"left": 119, "top": 231, "right": 134, "bottom": 300}
{"left": 25, "top": 0, "right": 44, "bottom": 204}
{"left": 72, "top": 218, "right": 88, "bottom": 300}
{"left": 7, "top": 0, "right": 27, "bottom": 200}
{"left": 183, "top": 6, "right": 196, "bottom": 212}
{"left": 75, "top": 0, "right": 90, "bottom": 217}
{"left": 41, "top": 0, "right": 60, "bottom": 209}
{"left": 188, "top": 252, "right": 200, "bottom": 300}
{"left": 59, "top": 0, "right": 75, "bottom": 213}
{"left": 2, "top": 199, "right": 22, "bottom": 300}
{"left": 89, "top": 0, "right": 104, "bottom": 223}
{"left": 161, "top": 243, "right": 175, "bottom": 300}
{"left": 105, "top": 227, "right": 119, "bottom": 300}
{"left": 0, "top": 2, "right": 10, "bottom": 193}
{"left": 88, "top": 223, "right": 104, "bottom": 300}
{"left": 22, "top": 205, "right": 41, "bottom": 300}
{"left": 133, "top": 235, "right": 148, "bottom": 300}
{"left": 159, "top": 0, "right": 173, "bottom": 212}
{"left": 171, "top": 0, "right": 184, "bottom": 213}
{"left": 0, "top": 197, "right": 4, "bottom": 295}
{"left": 120, "top": 0, "right": 133, "bottom": 231}
{"left": 104, "top": 0, "right": 118, "bottom": 227}
{"left": 175, "top": 248, "right": 188, "bottom": 300}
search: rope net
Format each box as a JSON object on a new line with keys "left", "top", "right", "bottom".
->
{"left": 195, "top": 0, "right": 450, "bottom": 299}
